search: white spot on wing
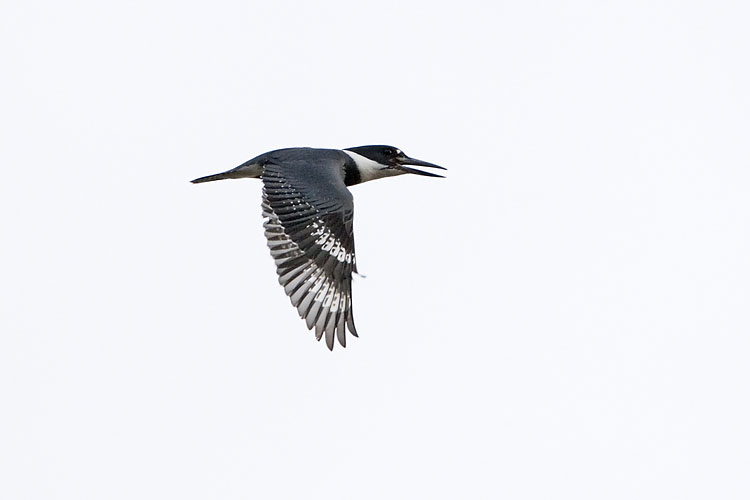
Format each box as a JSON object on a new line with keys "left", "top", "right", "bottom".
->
{"left": 261, "top": 186, "right": 356, "bottom": 350}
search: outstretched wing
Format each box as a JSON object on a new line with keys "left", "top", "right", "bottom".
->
{"left": 261, "top": 158, "right": 358, "bottom": 350}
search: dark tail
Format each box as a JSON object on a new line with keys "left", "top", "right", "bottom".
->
{"left": 190, "top": 161, "right": 263, "bottom": 184}
{"left": 191, "top": 172, "right": 234, "bottom": 184}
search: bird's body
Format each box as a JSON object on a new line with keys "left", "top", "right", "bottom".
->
{"left": 192, "top": 145, "right": 445, "bottom": 350}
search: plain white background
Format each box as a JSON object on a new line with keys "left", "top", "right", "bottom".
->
{"left": 2, "top": 1, "right": 749, "bottom": 498}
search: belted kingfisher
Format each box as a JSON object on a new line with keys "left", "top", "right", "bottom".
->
{"left": 191, "top": 146, "right": 445, "bottom": 350}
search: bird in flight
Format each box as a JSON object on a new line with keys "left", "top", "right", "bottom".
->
{"left": 191, "top": 146, "right": 445, "bottom": 350}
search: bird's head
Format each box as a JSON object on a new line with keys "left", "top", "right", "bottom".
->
{"left": 344, "top": 145, "right": 446, "bottom": 181}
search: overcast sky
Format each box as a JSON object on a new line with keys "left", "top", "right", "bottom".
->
{"left": 2, "top": 1, "right": 749, "bottom": 499}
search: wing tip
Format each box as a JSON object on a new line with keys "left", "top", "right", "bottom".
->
{"left": 307, "top": 313, "right": 357, "bottom": 351}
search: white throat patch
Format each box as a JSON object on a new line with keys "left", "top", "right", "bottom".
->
{"left": 343, "top": 150, "right": 404, "bottom": 183}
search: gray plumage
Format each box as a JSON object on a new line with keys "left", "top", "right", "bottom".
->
{"left": 192, "top": 146, "right": 445, "bottom": 350}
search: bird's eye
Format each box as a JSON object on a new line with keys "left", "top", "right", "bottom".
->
{"left": 384, "top": 148, "right": 394, "bottom": 155}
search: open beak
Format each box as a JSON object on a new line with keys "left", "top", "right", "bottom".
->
{"left": 394, "top": 155, "right": 447, "bottom": 178}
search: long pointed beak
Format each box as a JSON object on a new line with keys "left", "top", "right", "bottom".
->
{"left": 395, "top": 156, "right": 447, "bottom": 178}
